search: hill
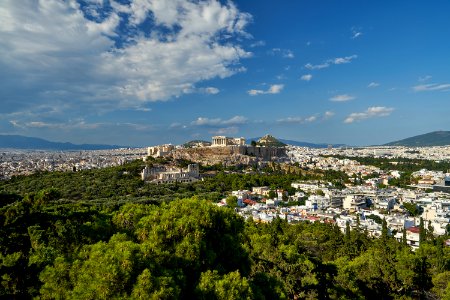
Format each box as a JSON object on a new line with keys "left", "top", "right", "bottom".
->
{"left": 257, "top": 134, "right": 286, "bottom": 147}
{"left": 384, "top": 131, "right": 450, "bottom": 147}
{"left": 0, "top": 134, "right": 125, "bottom": 150}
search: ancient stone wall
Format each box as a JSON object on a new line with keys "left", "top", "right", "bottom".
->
{"left": 170, "top": 146, "right": 286, "bottom": 166}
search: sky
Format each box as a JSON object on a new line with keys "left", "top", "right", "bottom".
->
{"left": 1, "top": 0, "right": 450, "bottom": 147}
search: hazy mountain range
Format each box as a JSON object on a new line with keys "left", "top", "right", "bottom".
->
{"left": 1, "top": 131, "right": 449, "bottom": 150}
{"left": 0, "top": 135, "right": 124, "bottom": 150}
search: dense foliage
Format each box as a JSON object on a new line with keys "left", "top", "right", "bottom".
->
{"left": 0, "top": 162, "right": 449, "bottom": 299}
{"left": 0, "top": 160, "right": 347, "bottom": 204}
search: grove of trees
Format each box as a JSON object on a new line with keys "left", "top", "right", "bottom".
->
{"left": 0, "top": 160, "right": 449, "bottom": 299}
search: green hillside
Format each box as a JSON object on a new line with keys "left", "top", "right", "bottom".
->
{"left": 384, "top": 131, "right": 450, "bottom": 146}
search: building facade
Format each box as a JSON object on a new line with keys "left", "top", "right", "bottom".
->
{"left": 211, "top": 136, "right": 246, "bottom": 147}
{"left": 141, "top": 163, "right": 199, "bottom": 184}
{"left": 147, "top": 144, "right": 174, "bottom": 158}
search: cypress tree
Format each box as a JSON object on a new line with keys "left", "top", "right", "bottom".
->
{"left": 419, "top": 217, "right": 425, "bottom": 245}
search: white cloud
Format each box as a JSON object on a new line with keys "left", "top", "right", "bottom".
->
{"left": 248, "top": 84, "right": 284, "bottom": 96}
{"left": 0, "top": 0, "right": 252, "bottom": 112}
{"left": 330, "top": 94, "right": 355, "bottom": 102}
{"left": 324, "top": 111, "right": 335, "bottom": 119}
{"left": 8, "top": 119, "right": 156, "bottom": 131}
{"left": 351, "top": 27, "right": 363, "bottom": 39}
{"left": 191, "top": 115, "right": 247, "bottom": 126}
{"left": 418, "top": 75, "right": 432, "bottom": 82}
{"left": 270, "top": 48, "right": 294, "bottom": 58}
{"left": 352, "top": 32, "right": 362, "bottom": 39}
{"left": 209, "top": 126, "right": 239, "bottom": 135}
{"left": 250, "top": 40, "right": 265, "bottom": 47}
{"left": 305, "top": 55, "right": 357, "bottom": 70}
{"left": 300, "top": 74, "right": 313, "bottom": 81}
{"left": 305, "top": 62, "right": 330, "bottom": 70}
{"left": 413, "top": 83, "right": 450, "bottom": 92}
{"left": 333, "top": 55, "right": 358, "bottom": 64}
{"left": 277, "top": 115, "right": 317, "bottom": 124}
{"left": 277, "top": 117, "right": 303, "bottom": 124}
{"left": 368, "top": 82, "right": 380, "bottom": 88}
{"left": 304, "top": 115, "right": 317, "bottom": 123}
{"left": 201, "top": 87, "right": 220, "bottom": 94}
{"left": 344, "top": 106, "right": 394, "bottom": 124}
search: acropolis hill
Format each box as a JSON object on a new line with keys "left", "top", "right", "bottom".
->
{"left": 147, "top": 135, "right": 287, "bottom": 166}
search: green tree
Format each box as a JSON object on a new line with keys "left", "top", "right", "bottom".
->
{"left": 226, "top": 195, "right": 238, "bottom": 208}
{"left": 196, "top": 270, "right": 252, "bottom": 300}
{"left": 419, "top": 217, "right": 426, "bottom": 244}
{"left": 268, "top": 190, "right": 277, "bottom": 199}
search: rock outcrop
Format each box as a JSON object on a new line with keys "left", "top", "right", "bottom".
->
{"left": 170, "top": 145, "right": 286, "bottom": 166}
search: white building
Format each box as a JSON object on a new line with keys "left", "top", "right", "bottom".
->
{"left": 146, "top": 144, "right": 174, "bottom": 158}
{"left": 141, "top": 163, "right": 199, "bottom": 184}
{"left": 343, "top": 195, "right": 367, "bottom": 210}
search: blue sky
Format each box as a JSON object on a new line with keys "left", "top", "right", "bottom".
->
{"left": 1, "top": 0, "right": 450, "bottom": 147}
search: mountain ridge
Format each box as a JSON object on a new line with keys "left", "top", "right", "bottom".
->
{"left": 0, "top": 134, "right": 126, "bottom": 150}
{"left": 384, "top": 131, "right": 450, "bottom": 147}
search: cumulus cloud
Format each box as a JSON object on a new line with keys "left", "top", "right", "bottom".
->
{"left": 300, "top": 74, "right": 313, "bottom": 81}
{"left": 413, "top": 83, "right": 450, "bottom": 92}
{"left": 368, "top": 82, "right": 380, "bottom": 88}
{"left": 248, "top": 84, "right": 284, "bottom": 96}
{"left": 305, "top": 55, "right": 357, "bottom": 70}
{"left": 191, "top": 115, "right": 247, "bottom": 126}
{"left": 0, "top": 0, "right": 252, "bottom": 113}
{"left": 344, "top": 106, "right": 394, "bottom": 123}
{"left": 330, "top": 94, "right": 355, "bottom": 102}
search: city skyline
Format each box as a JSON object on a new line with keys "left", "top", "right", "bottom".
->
{"left": 1, "top": 0, "right": 450, "bottom": 147}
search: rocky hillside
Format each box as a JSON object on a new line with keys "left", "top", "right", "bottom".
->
{"left": 257, "top": 135, "right": 286, "bottom": 147}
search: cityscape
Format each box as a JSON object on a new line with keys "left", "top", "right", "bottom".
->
{"left": 1, "top": 0, "right": 450, "bottom": 299}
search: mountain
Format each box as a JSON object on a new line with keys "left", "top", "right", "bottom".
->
{"left": 384, "top": 131, "right": 450, "bottom": 147}
{"left": 247, "top": 137, "right": 345, "bottom": 148}
{"left": 0, "top": 135, "right": 125, "bottom": 150}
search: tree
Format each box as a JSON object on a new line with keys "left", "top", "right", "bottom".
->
{"left": 419, "top": 217, "right": 426, "bottom": 244}
{"left": 250, "top": 140, "right": 257, "bottom": 147}
{"left": 196, "top": 270, "right": 252, "bottom": 300}
{"left": 268, "top": 190, "right": 277, "bottom": 199}
{"left": 226, "top": 195, "right": 238, "bottom": 208}
{"left": 427, "top": 220, "right": 435, "bottom": 242}
{"left": 403, "top": 202, "right": 420, "bottom": 217}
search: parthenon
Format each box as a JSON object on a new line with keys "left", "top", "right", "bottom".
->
{"left": 211, "top": 136, "right": 246, "bottom": 147}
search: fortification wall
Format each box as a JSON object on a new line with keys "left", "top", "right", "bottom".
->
{"left": 170, "top": 146, "right": 286, "bottom": 166}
